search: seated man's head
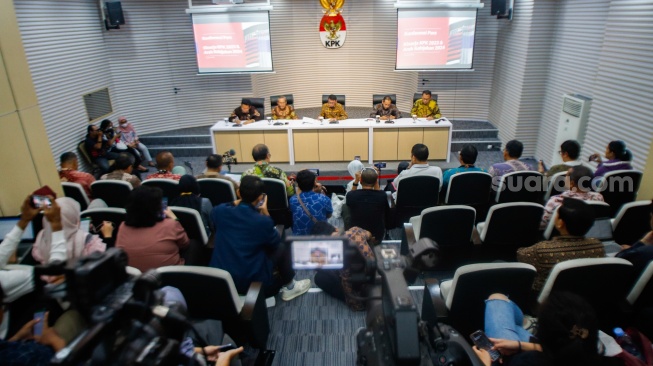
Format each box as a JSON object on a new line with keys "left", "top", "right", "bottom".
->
{"left": 382, "top": 96, "right": 393, "bottom": 110}
{"left": 239, "top": 175, "right": 265, "bottom": 205}
{"left": 327, "top": 94, "right": 337, "bottom": 108}
{"left": 296, "top": 169, "right": 317, "bottom": 193}
{"left": 205, "top": 154, "right": 223, "bottom": 172}
{"left": 560, "top": 140, "right": 581, "bottom": 162}
{"left": 555, "top": 198, "right": 595, "bottom": 236}
{"left": 503, "top": 140, "right": 523, "bottom": 160}
{"left": 277, "top": 96, "right": 288, "bottom": 109}
{"left": 241, "top": 99, "right": 252, "bottom": 113}
{"left": 397, "top": 161, "right": 410, "bottom": 174}
{"left": 156, "top": 151, "right": 175, "bottom": 171}
{"left": 361, "top": 167, "right": 378, "bottom": 188}
{"left": 252, "top": 144, "right": 270, "bottom": 162}
{"left": 421, "top": 90, "right": 432, "bottom": 104}
{"left": 100, "top": 119, "right": 114, "bottom": 132}
{"left": 459, "top": 145, "right": 478, "bottom": 166}
{"left": 114, "top": 153, "right": 135, "bottom": 173}
{"left": 87, "top": 124, "right": 100, "bottom": 138}
{"left": 60, "top": 152, "right": 79, "bottom": 170}
{"left": 566, "top": 165, "right": 594, "bottom": 192}
{"left": 411, "top": 143, "right": 429, "bottom": 164}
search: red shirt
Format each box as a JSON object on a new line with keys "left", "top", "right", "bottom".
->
{"left": 116, "top": 219, "right": 189, "bottom": 272}
{"left": 146, "top": 172, "right": 182, "bottom": 181}
{"left": 59, "top": 169, "right": 95, "bottom": 198}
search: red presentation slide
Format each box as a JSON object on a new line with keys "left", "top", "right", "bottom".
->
{"left": 397, "top": 17, "right": 450, "bottom": 68}
{"left": 194, "top": 23, "right": 246, "bottom": 69}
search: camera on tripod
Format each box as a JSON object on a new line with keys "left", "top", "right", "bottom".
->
{"left": 222, "top": 150, "right": 238, "bottom": 172}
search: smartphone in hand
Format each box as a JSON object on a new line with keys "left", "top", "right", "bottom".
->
{"left": 217, "top": 343, "right": 236, "bottom": 352}
{"left": 33, "top": 310, "right": 46, "bottom": 336}
{"left": 256, "top": 194, "right": 267, "bottom": 208}
{"left": 470, "top": 330, "right": 501, "bottom": 361}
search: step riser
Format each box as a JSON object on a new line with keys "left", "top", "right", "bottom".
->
{"left": 452, "top": 130, "right": 498, "bottom": 139}
{"left": 149, "top": 147, "right": 213, "bottom": 158}
{"left": 451, "top": 142, "right": 501, "bottom": 152}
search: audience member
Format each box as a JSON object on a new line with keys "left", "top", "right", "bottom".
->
{"left": 228, "top": 99, "right": 262, "bottom": 124}
{"left": 345, "top": 159, "right": 365, "bottom": 193}
{"left": 344, "top": 168, "right": 389, "bottom": 242}
{"left": 85, "top": 124, "right": 120, "bottom": 175}
{"left": 271, "top": 96, "right": 298, "bottom": 120}
{"left": 100, "top": 152, "right": 142, "bottom": 188}
{"left": 590, "top": 140, "right": 634, "bottom": 178}
{"left": 540, "top": 166, "right": 604, "bottom": 229}
{"left": 311, "top": 222, "right": 375, "bottom": 311}
{"left": 171, "top": 175, "right": 214, "bottom": 237}
{"left": 473, "top": 291, "right": 620, "bottom": 366}
{"left": 616, "top": 200, "right": 653, "bottom": 275}
{"left": 289, "top": 170, "right": 333, "bottom": 235}
{"left": 116, "top": 186, "right": 189, "bottom": 272}
{"left": 442, "top": 145, "right": 485, "bottom": 187}
{"left": 319, "top": 94, "right": 348, "bottom": 121}
{"left": 32, "top": 197, "right": 108, "bottom": 264}
{"left": 242, "top": 144, "right": 295, "bottom": 196}
{"left": 488, "top": 140, "right": 532, "bottom": 179}
{"left": 538, "top": 140, "right": 589, "bottom": 177}
{"left": 59, "top": 151, "right": 95, "bottom": 198}
{"left": 116, "top": 116, "right": 156, "bottom": 167}
{"left": 99, "top": 119, "right": 146, "bottom": 172}
{"left": 392, "top": 143, "right": 443, "bottom": 199}
{"left": 410, "top": 90, "right": 441, "bottom": 120}
{"left": 384, "top": 161, "right": 410, "bottom": 192}
{"left": 196, "top": 154, "right": 239, "bottom": 191}
{"left": 370, "top": 96, "right": 400, "bottom": 120}
{"left": 519, "top": 198, "right": 605, "bottom": 293}
{"left": 147, "top": 151, "right": 183, "bottom": 181}
{"left": 209, "top": 175, "right": 311, "bottom": 300}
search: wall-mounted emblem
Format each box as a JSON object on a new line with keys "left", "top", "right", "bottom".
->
{"left": 319, "top": 0, "right": 346, "bottom": 48}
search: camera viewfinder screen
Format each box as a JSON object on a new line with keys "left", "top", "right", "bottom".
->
{"left": 291, "top": 239, "right": 344, "bottom": 270}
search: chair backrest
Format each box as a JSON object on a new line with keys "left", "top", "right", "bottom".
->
{"left": 544, "top": 171, "right": 567, "bottom": 201}
{"left": 395, "top": 176, "right": 441, "bottom": 224}
{"left": 417, "top": 206, "right": 476, "bottom": 246}
{"left": 62, "top": 182, "right": 90, "bottom": 211}
{"left": 169, "top": 206, "right": 208, "bottom": 245}
{"left": 612, "top": 200, "right": 653, "bottom": 245}
{"left": 244, "top": 97, "right": 265, "bottom": 117}
{"left": 261, "top": 178, "right": 288, "bottom": 210}
{"left": 372, "top": 94, "right": 397, "bottom": 106}
{"left": 543, "top": 205, "right": 560, "bottom": 240}
{"left": 77, "top": 140, "right": 94, "bottom": 167}
{"left": 480, "top": 202, "right": 544, "bottom": 246}
{"left": 413, "top": 92, "right": 438, "bottom": 103}
{"left": 627, "top": 261, "right": 653, "bottom": 308}
{"left": 198, "top": 178, "right": 237, "bottom": 207}
{"left": 80, "top": 208, "right": 127, "bottom": 247}
{"left": 585, "top": 201, "right": 613, "bottom": 241}
{"left": 445, "top": 171, "right": 492, "bottom": 205}
{"left": 90, "top": 180, "right": 133, "bottom": 208}
{"left": 447, "top": 262, "right": 536, "bottom": 337}
{"left": 270, "top": 94, "right": 294, "bottom": 109}
{"left": 598, "top": 170, "right": 643, "bottom": 217}
{"left": 321, "top": 94, "right": 346, "bottom": 107}
{"left": 495, "top": 171, "right": 545, "bottom": 204}
{"left": 142, "top": 178, "right": 179, "bottom": 202}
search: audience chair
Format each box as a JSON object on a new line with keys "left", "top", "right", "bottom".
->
{"left": 245, "top": 97, "right": 265, "bottom": 117}
{"left": 142, "top": 178, "right": 179, "bottom": 202}
{"left": 80, "top": 207, "right": 127, "bottom": 247}
{"left": 445, "top": 171, "right": 492, "bottom": 206}
{"left": 90, "top": 180, "right": 132, "bottom": 208}
{"left": 409, "top": 206, "right": 476, "bottom": 270}
{"left": 598, "top": 170, "right": 643, "bottom": 217}
{"left": 372, "top": 94, "right": 397, "bottom": 106}
{"left": 543, "top": 201, "right": 612, "bottom": 241}
{"left": 270, "top": 94, "right": 294, "bottom": 109}
{"left": 78, "top": 141, "right": 109, "bottom": 177}
{"left": 627, "top": 261, "right": 653, "bottom": 339}
{"left": 156, "top": 266, "right": 270, "bottom": 349}
{"left": 494, "top": 171, "right": 546, "bottom": 204}
{"left": 476, "top": 202, "right": 544, "bottom": 260}
{"left": 612, "top": 200, "right": 653, "bottom": 245}
{"left": 198, "top": 178, "right": 237, "bottom": 207}
{"left": 262, "top": 178, "right": 292, "bottom": 228}
{"left": 62, "top": 182, "right": 90, "bottom": 211}
{"left": 169, "top": 206, "right": 210, "bottom": 266}
{"left": 421, "top": 263, "right": 536, "bottom": 339}
{"left": 543, "top": 171, "right": 567, "bottom": 202}
{"left": 538, "top": 257, "right": 635, "bottom": 330}
{"left": 321, "top": 94, "right": 346, "bottom": 108}
{"left": 413, "top": 93, "right": 438, "bottom": 103}
{"left": 395, "top": 175, "right": 440, "bottom": 226}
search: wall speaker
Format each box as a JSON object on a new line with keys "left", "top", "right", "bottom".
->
{"left": 491, "top": 0, "right": 507, "bottom": 15}
{"left": 106, "top": 2, "right": 125, "bottom": 26}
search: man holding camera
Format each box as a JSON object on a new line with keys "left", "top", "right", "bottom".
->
{"left": 85, "top": 124, "right": 121, "bottom": 175}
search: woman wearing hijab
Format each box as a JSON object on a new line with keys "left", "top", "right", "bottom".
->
{"left": 346, "top": 160, "right": 365, "bottom": 193}
{"left": 171, "top": 175, "right": 214, "bottom": 237}
{"left": 32, "top": 197, "right": 108, "bottom": 264}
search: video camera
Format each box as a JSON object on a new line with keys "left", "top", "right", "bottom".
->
{"left": 33, "top": 249, "right": 203, "bottom": 366}
{"left": 222, "top": 149, "right": 237, "bottom": 172}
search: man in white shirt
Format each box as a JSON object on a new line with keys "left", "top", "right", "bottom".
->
{"left": 0, "top": 196, "right": 67, "bottom": 303}
{"left": 392, "top": 143, "right": 443, "bottom": 200}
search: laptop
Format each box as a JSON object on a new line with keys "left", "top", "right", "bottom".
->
{"left": 0, "top": 216, "right": 36, "bottom": 263}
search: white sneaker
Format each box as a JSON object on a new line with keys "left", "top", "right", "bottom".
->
{"left": 281, "top": 279, "right": 311, "bottom": 301}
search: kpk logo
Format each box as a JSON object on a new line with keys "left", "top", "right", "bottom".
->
{"left": 319, "top": 0, "right": 346, "bottom": 48}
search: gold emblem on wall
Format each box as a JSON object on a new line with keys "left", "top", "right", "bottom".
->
{"left": 319, "top": 0, "right": 347, "bottom": 48}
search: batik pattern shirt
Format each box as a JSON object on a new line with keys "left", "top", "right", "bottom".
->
{"left": 340, "top": 227, "right": 375, "bottom": 311}
{"left": 271, "top": 105, "right": 298, "bottom": 120}
{"left": 540, "top": 190, "right": 604, "bottom": 229}
{"left": 242, "top": 162, "right": 295, "bottom": 197}
{"left": 370, "top": 103, "right": 400, "bottom": 118}
{"left": 101, "top": 171, "right": 142, "bottom": 188}
{"left": 146, "top": 171, "right": 182, "bottom": 181}
{"left": 319, "top": 103, "right": 348, "bottom": 120}
{"left": 410, "top": 99, "right": 441, "bottom": 118}
{"left": 59, "top": 169, "right": 95, "bottom": 198}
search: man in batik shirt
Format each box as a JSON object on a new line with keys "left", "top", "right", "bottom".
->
{"left": 370, "top": 96, "right": 400, "bottom": 120}
{"left": 229, "top": 99, "right": 262, "bottom": 124}
{"left": 242, "top": 144, "right": 295, "bottom": 197}
{"left": 271, "top": 96, "right": 298, "bottom": 120}
{"left": 410, "top": 90, "right": 441, "bottom": 120}
{"left": 319, "top": 94, "right": 348, "bottom": 122}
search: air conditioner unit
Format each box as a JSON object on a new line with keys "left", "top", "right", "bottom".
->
{"left": 551, "top": 93, "right": 592, "bottom": 165}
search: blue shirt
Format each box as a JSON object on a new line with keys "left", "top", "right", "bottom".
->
{"left": 442, "top": 166, "right": 486, "bottom": 186}
{"left": 209, "top": 202, "right": 280, "bottom": 294}
{"left": 289, "top": 192, "right": 333, "bottom": 235}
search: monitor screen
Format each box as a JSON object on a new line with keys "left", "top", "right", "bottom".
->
{"left": 291, "top": 239, "right": 344, "bottom": 270}
{"left": 0, "top": 216, "right": 35, "bottom": 242}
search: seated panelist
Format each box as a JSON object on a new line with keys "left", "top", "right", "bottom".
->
{"left": 370, "top": 96, "right": 399, "bottom": 120}
{"left": 319, "top": 94, "right": 348, "bottom": 122}
{"left": 410, "top": 90, "right": 441, "bottom": 120}
{"left": 271, "top": 96, "right": 298, "bottom": 120}
{"left": 229, "top": 99, "right": 262, "bottom": 125}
